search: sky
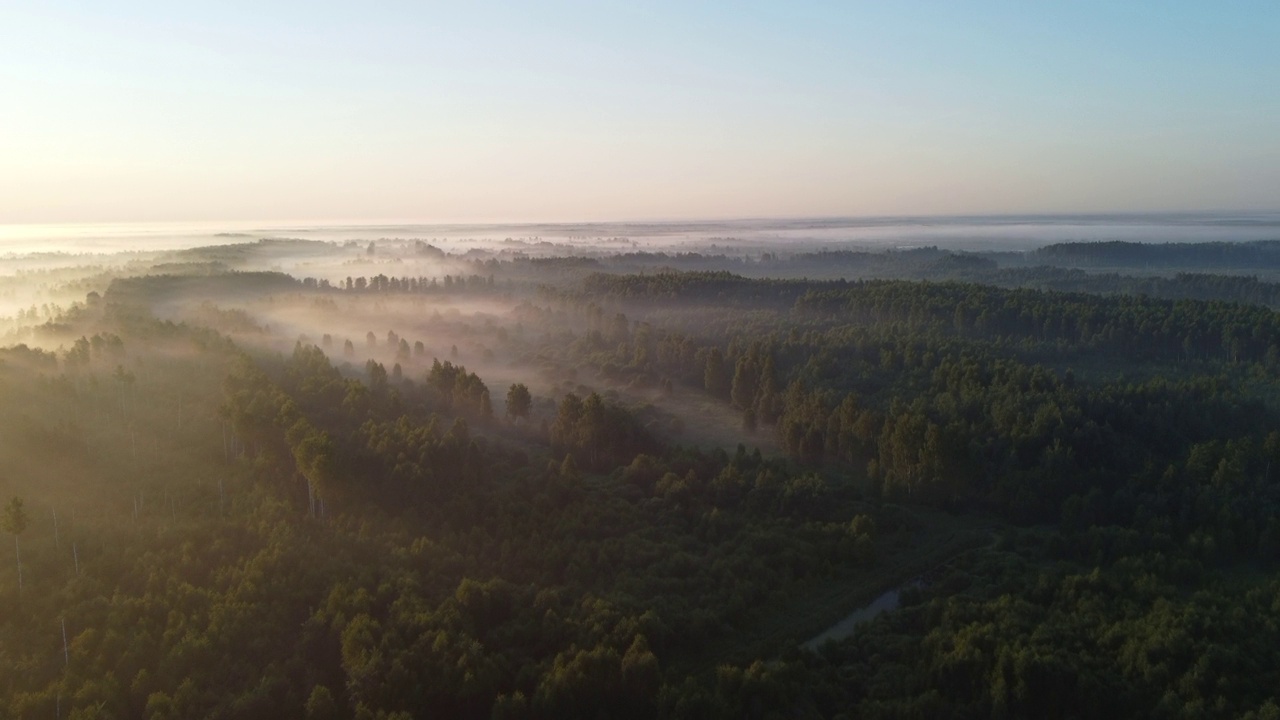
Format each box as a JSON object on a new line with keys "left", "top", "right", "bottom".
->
{"left": 1, "top": 1, "right": 1278, "bottom": 224}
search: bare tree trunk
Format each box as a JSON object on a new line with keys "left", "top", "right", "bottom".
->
{"left": 14, "top": 535, "right": 21, "bottom": 593}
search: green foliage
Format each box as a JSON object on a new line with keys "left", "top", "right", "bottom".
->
{"left": 696, "top": 539, "right": 1280, "bottom": 719}
{"left": 2, "top": 497, "right": 28, "bottom": 536}
{"left": 505, "top": 383, "right": 531, "bottom": 421}
{"left": 9, "top": 245, "right": 1280, "bottom": 719}
{"left": 703, "top": 348, "right": 729, "bottom": 398}
{"left": 425, "top": 359, "right": 493, "bottom": 420}
{"left": 549, "top": 392, "right": 657, "bottom": 472}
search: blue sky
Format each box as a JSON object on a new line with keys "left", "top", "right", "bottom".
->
{"left": 1, "top": 2, "right": 1277, "bottom": 223}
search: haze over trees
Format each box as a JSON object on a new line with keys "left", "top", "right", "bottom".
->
{"left": 2, "top": 230, "right": 1280, "bottom": 717}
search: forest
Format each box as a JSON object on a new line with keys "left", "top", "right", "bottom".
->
{"left": 2, "top": 235, "right": 1280, "bottom": 718}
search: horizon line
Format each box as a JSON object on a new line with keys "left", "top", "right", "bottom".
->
{"left": 4, "top": 209, "right": 1280, "bottom": 232}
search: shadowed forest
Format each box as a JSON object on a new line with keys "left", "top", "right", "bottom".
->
{"left": 4, "top": 233, "right": 1280, "bottom": 719}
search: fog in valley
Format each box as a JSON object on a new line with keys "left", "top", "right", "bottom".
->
{"left": 7, "top": 0, "right": 1280, "bottom": 712}
{"left": 13, "top": 214, "right": 1280, "bottom": 460}
{"left": 5, "top": 206, "right": 1280, "bottom": 718}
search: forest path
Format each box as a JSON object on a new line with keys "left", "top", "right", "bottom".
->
{"left": 672, "top": 506, "right": 995, "bottom": 673}
{"left": 800, "top": 525, "right": 1002, "bottom": 651}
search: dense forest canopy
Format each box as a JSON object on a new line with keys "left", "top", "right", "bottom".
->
{"left": 2, "top": 234, "right": 1280, "bottom": 718}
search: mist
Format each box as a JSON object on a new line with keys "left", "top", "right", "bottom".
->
{"left": 6, "top": 216, "right": 1280, "bottom": 717}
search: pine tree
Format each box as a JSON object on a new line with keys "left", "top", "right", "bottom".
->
{"left": 2, "top": 497, "right": 29, "bottom": 593}
{"left": 506, "top": 383, "right": 532, "bottom": 421}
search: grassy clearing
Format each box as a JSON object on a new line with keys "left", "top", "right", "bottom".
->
{"left": 646, "top": 390, "right": 782, "bottom": 456}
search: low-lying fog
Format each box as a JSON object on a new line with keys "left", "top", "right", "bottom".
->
{"left": 6, "top": 212, "right": 1280, "bottom": 355}
{"left": 3, "top": 215, "right": 1274, "bottom": 444}
{"left": 6, "top": 213, "right": 1280, "bottom": 257}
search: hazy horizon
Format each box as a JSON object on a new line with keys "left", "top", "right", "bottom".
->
{"left": 5, "top": 211, "right": 1280, "bottom": 257}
